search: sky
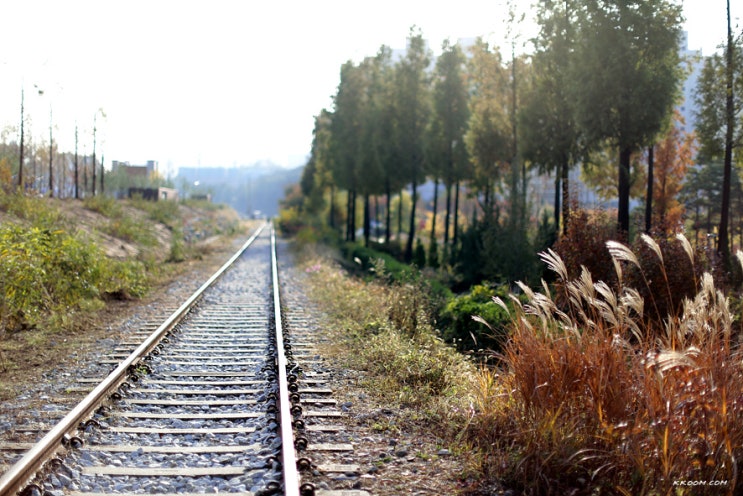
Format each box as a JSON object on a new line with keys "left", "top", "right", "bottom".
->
{"left": 0, "top": 0, "right": 737, "bottom": 178}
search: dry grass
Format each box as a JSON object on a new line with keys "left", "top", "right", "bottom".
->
{"left": 465, "top": 235, "right": 743, "bottom": 495}
{"left": 295, "top": 244, "right": 477, "bottom": 430}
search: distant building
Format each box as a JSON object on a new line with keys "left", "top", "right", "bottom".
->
{"left": 112, "top": 160, "right": 158, "bottom": 179}
{"left": 678, "top": 31, "right": 705, "bottom": 135}
{"left": 127, "top": 186, "right": 178, "bottom": 201}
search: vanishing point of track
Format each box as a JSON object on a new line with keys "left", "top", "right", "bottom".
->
{"left": 0, "top": 224, "right": 368, "bottom": 496}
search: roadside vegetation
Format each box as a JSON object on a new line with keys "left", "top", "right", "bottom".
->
{"left": 0, "top": 188, "right": 241, "bottom": 371}
{"left": 290, "top": 225, "right": 743, "bottom": 494}
{"left": 278, "top": 1, "right": 743, "bottom": 493}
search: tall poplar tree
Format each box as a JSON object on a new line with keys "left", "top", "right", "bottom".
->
{"left": 521, "top": 0, "right": 582, "bottom": 234}
{"left": 571, "top": 0, "right": 683, "bottom": 235}
{"left": 329, "top": 61, "right": 365, "bottom": 241}
{"left": 394, "top": 28, "right": 431, "bottom": 261}
{"left": 426, "top": 39, "right": 470, "bottom": 251}
{"left": 694, "top": 11, "right": 742, "bottom": 262}
{"left": 465, "top": 38, "right": 513, "bottom": 214}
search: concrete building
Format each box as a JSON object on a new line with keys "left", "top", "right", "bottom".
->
{"left": 112, "top": 160, "right": 158, "bottom": 179}
{"left": 678, "top": 31, "right": 705, "bottom": 135}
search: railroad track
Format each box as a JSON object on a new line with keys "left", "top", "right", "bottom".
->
{"left": 0, "top": 225, "right": 370, "bottom": 496}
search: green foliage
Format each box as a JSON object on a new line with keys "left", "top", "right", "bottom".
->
{"left": 0, "top": 224, "right": 149, "bottom": 331}
{"left": 167, "top": 225, "right": 186, "bottom": 263}
{"left": 0, "top": 188, "right": 64, "bottom": 225}
{"left": 439, "top": 284, "right": 514, "bottom": 354}
{"left": 340, "top": 242, "right": 415, "bottom": 282}
{"left": 83, "top": 195, "right": 121, "bottom": 217}
{"left": 693, "top": 34, "right": 743, "bottom": 162}
{"left": 83, "top": 196, "right": 157, "bottom": 246}
{"left": 98, "top": 259, "right": 149, "bottom": 299}
{"left": 131, "top": 196, "right": 180, "bottom": 227}
{"left": 452, "top": 214, "right": 539, "bottom": 290}
{"left": 570, "top": 0, "right": 683, "bottom": 232}
{"left": 277, "top": 206, "right": 303, "bottom": 237}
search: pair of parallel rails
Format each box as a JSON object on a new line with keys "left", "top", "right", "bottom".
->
{"left": 0, "top": 224, "right": 366, "bottom": 496}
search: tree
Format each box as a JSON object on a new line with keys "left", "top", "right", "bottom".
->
{"left": 571, "top": 0, "right": 683, "bottom": 235}
{"left": 374, "top": 47, "right": 407, "bottom": 245}
{"left": 426, "top": 39, "right": 470, "bottom": 253}
{"left": 301, "top": 109, "right": 333, "bottom": 219}
{"left": 329, "top": 61, "right": 366, "bottom": 241}
{"left": 394, "top": 27, "right": 431, "bottom": 261}
{"left": 694, "top": 22, "right": 742, "bottom": 262}
{"left": 465, "top": 38, "right": 513, "bottom": 214}
{"left": 521, "top": 0, "right": 583, "bottom": 234}
{"left": 681, "top": 162, "right": 725, "bottom": 247}
{"left": 649, "top": 113, "right": 695, "bottom": 233}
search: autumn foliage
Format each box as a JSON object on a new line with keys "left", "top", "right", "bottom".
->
{"left": 651, "top": 113, "right": 696, "bottom": 233}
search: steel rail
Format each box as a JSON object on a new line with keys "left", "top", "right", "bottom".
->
{"left": 270, "top": 227, "right": 301, "bottom": 496}
{"left": 0, "top": 223, "right": 267, "bottom": 496}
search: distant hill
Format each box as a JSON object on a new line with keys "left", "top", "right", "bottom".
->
{"left": 176, "top": 163, "right": 303, "bottom": 217}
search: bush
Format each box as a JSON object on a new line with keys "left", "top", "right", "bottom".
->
{"left": 0, "top": 223, "right": 150, "bottom": 332}
{"left": 340, "top": 242, "right": 415, "bottom": 282}
{"left": 553, "top": 207, "right": 619, "bottom": 287}
{"left": 277, "top": 206, "right": 303, "bottom": 236}
{"left": 438, "top": 284, "right": 515, "bottom": 354}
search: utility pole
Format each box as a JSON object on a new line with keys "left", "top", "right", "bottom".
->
{"left": 18, "top": 87, "right": 24, "bottom": 190}
{"left": 74, "top": 123, "right": 79, "bottom": 200}
{"left": 48, "top": 107, "right": 53, "bottom": 197}
{"left": 92, "top": 114, "right": 97, "bottom": 196}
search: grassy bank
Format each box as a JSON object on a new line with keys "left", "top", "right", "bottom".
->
{"left": 0, "top": 190, "right": 243, "bottom": 375}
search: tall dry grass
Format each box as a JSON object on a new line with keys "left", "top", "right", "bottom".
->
{"left": 466, "top": 234, "right": 743, "bottom": 495}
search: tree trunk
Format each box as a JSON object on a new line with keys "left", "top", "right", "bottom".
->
{"left": 363, "top": 193, "right": 370, "bottom": 247}
{"left": 385, "top": 180, "right": 391, "bottom": 244}
{"left": 329, "top": 183, "right": 335, "bottom": 229}
{"left": 405, "top": 176, "right": 418, "bottom": 262}
{"left": 374, "top": 195, "right": 380, "bottom": 240}
{"left": 718, "top": 0, "right": 734, "bottom": 263}
{"left": 48, "top": 111, "right": 53, "bottom": 198}
{"left": 562, "top": 158, "right": 570, "bottom": 234}
{"left": 431, "top": 177, "right": 439, "bottom": 242}
{"left": 554, "top": 173, "right": 561, "bottom": 232}
{"left": 645, "top": 145, "right": 654, "bottom": 233}
{"left": 444, "top": 181, "right": 452, "bottom": 247}
{"left": 74, "top": 124, "right": 79, "bottom": 199}
{"left": 618, "top": 146, "right": 632, "bottom": 235}
{"left": 350, "top": 189, "right": 357, "bottom": 242}
{"left": 346, "top": 190, "right": 353, "bottom": 241}
{"left": 92, "top": 149, "right": 97, "bottom": 196}
{"left": 397, "top": 189, "right": 403, "bottom": 240}
{"left": 453, "top": 180, "right": 461, "bottom": 247}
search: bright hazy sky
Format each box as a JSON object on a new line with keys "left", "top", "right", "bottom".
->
{"left": 0, "top": 0, "right": 737, "bottom": 177}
